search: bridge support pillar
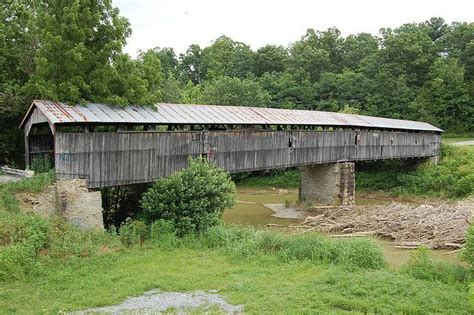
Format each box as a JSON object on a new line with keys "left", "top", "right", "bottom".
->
{"left": 55, "top": 179, "right": 104, "bottom": 230}
{"left": 299, "top": 162, "right": 355, "bottom": 206}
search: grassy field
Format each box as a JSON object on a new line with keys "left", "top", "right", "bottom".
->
{"left": 1, "top": 240, "right": 471, "bottom": 314}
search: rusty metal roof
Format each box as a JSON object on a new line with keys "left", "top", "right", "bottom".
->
{"left": 20, "top": 100, "right": 442, "bottom": 132}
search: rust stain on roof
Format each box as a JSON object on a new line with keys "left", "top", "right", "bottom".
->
{"left": 20, "top": 100, "right": 443, "bottom": 132}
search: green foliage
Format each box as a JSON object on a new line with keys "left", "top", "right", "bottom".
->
{"left": 201, "top": 76, "right": 271, "bottom": 106}
{"left": 118, "top": 219, "right": 148, "bottom": 246}
{"left": 2, "top": 10, "right": 474, "bottom": 167}
{"left": 197, "top": 225, "right": 385, "bottom": 269}
{"left": 26, "top": 0, "right": 131, "bottom": 103}
{"left": 462, "top": 225, "right": 474, "bottom": 268}
{"left": 149, "top": 219, "right": 177, "bottom": 248}
{"left": 30, "top": 157, "right": 52, "bottom": 173}
{"left": 141, "top": 157, "right": 236, "bottom": 236}
{"left": 254, "top": 45, "right": 288, "bottom": 76}
{"left": 201, "top": 35, "right": 255, "bottom": 80}
{"left": 0, "top": 174, "right": 471, "bottom": 312}
{"left": 0, "top": 174, "right": 121, "bottom": 280}
{"left": 233, "top": 169, "right": 300, "bottom": 188}
{"left": 470, "top": 283, "right": 474, "bottom": 308}
{"left": 402, "top": 246, "right": 470, "bottom": 285}
{"left": 413, "top": 57, "right": 472, "bottom": 132}
{"left": 357, "top": 145, "right": 474, "bottom": 198}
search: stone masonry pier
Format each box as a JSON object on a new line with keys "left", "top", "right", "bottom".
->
{"left": 299, "top": 162, "right": 355, "bottom": 206}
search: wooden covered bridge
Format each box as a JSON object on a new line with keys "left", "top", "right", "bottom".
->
{"left": 20, "top": 100, "right": 441, "bottom": 206}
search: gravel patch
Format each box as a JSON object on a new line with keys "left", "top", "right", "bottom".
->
{"left": 73, "top": 289, "right": 243, "bottom": 314}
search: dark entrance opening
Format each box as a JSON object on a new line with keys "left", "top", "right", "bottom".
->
{"left": 28, "top": 123, "right": 55, "bottom": 170}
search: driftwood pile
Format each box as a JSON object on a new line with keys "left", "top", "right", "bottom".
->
{"left": 299, "top": 200, "right": 473, "bottom": 249}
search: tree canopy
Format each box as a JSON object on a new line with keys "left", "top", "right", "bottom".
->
{"left": 1, "top": 1, "right": 472, "bottom": 166}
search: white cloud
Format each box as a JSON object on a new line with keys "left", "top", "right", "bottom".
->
{"left": 114, "top": 0, "right": 474, "bottom": 57}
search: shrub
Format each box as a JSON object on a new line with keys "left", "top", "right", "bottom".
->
{"left": 402, "top": 246, "right": 470, "bottom": 285}
{"left": 118, "top": 219, "right": 148, "bottom": 246}
{"left": 141, "top": 157, "right": 236, "bottom": 236}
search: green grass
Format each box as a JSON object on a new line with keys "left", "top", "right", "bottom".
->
{"left": 0, "top": 166, "right": 472, "bottom": 313}
{"left": 0, "top": 244, "right": 470, "bottom": 314}
{"left": 0, "top": 173, "right": 122, "bottom": 280}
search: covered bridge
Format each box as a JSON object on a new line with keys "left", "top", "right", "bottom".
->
{"left": 20, "top": 100, "right": 442, "bottom": 205}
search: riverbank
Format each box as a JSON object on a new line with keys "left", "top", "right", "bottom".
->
{"left": 225, "top": 187, "right": 467, "bottom": 266}
{"left": 1, "top": 164, "right": 473, "bottom": 313}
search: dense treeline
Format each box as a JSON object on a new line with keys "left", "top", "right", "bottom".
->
{"left": 1, "top": 0, "right": 473, "bottom": 166}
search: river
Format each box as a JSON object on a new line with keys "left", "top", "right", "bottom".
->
{"left": 223, "top": 188, "right": 462, "bottom": 268}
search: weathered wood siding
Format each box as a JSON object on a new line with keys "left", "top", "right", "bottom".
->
{"left": 55, "top": 130, "right": 441, "bottom": 188}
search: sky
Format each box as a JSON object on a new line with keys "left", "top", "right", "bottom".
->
{"left": 115, "top": 0, "right": 474, "bottom": 57}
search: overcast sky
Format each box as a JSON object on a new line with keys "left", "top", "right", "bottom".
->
{"left": 115, "top": 0, "right": 473, "bottom": 57}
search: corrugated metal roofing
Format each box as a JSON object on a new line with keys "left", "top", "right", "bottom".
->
{"left": 20, "top": 100, "right": 442, "bottom": 132}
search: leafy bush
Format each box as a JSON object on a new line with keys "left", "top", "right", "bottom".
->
{"left": 402, "top": 246, "right": 470, "bottom": 285}
{"left": 141, "top": 157, "right": 236, "bottom": 236}
{"left": 118, "top": 219, "right": 148, "bottom": 246}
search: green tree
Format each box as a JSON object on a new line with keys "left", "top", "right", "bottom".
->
{"left": 289, "top": 37, "right": 331, "bottom": 82}
{"left": 254, "top": 45, "right": 288, "bottom": 76}
{"left": 341, "top": 33, "right": 379, "bottom": 70}
{"left": 0, "top": 1, "right": 38, "bottom": 165}
{"left": 181, "top": 81, "right": 203, "bottom": 104}
{"left": 442, "top": 22, "right": 474, "bottom": 80}
{"left": 144, "top": 47, "right": 179, "bottom": 79}
{"left": 25, "top": 0, "right": 131, "bottom": 103}
{"left": 160, "top": 73, "right": 182, "bottom": 103}
{"left": 316, "top": 70, "right": 370, "bottom": 112}
{"left": 140, "top": 157, "right": 236, "bottom": 236}
{"left": 201, "top": 76, "right": 271, "bottom": 106}
{"left": 179, "top": 44, "right": 203, "bottom": 84}
{"left": 379, "top": 24, "right": 436, "bottom": 86}
{"left": 201, "top": 36, "right": 255, "bottom": 80}
{"left": 259, "top": 72, "right": 315, "bottom": 108}
{"left": 412, "top": 58, "right": 472, "bottom": 131}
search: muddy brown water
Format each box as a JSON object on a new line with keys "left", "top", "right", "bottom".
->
{"left": 223, "top": 188, "right": 462, "bottom": 268}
